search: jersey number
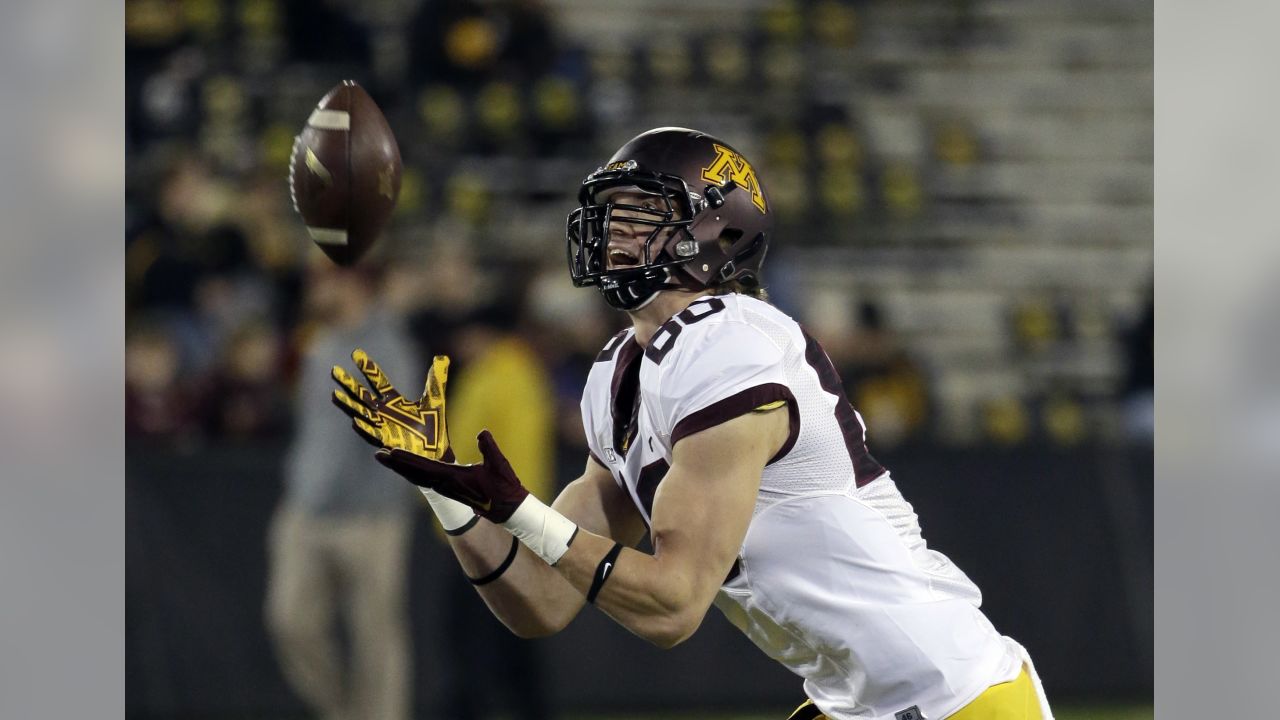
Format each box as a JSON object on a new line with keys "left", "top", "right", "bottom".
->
{"left": 801, "top": 328, "right": 886, "bottom": 487}
{"left": 644, "top": 297, "right": 727, "bottom": 364}
{"left": 595, "top": 330, "right": 630, "bottom": 363}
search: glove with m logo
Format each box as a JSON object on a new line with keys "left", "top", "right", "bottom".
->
{"left": 331, "top": 349, "right": 453, "bottom": 462}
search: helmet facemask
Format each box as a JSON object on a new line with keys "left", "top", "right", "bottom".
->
{"left": 566, "top": 166, "right": 701, "bottom": 310}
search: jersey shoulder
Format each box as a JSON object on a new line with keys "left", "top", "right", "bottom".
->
{"left": 643, "top": 294, "right": 794, "bottom": 372}
{"left": 641, "top": 295, "right": 795, "bottom": 434}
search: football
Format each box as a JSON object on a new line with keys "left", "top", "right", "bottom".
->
{"left": 289, "top": 80, "right": 402, "bottom": 266}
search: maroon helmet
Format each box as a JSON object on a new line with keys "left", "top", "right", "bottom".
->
{"left": 566, "top": 127, "right": 773, "bottom": 310}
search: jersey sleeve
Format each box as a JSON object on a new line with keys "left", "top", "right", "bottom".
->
{"left": 579, "top": 330, "right": 632, "bottom": 470}
{"left": 651, "top": 320, "right": 797, "bottom": 454}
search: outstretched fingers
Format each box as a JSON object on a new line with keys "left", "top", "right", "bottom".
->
{"left": 332, "top": 364, "right": 377, "bottom": 406}
{"left": 351, "top": 416, "right": 385, "bottom": 449}
{"left": 331, "top": 387, "right": 378, "bottom": 424}
{"left": 352, "top": 348, "right": 397, "bottom": 399}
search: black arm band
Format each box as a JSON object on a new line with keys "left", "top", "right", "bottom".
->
{"left": 445, "top": 515, "right": 480, "bottom": 537}
{"left": 468, "top": 536, "right": 519, "bottom": 586}
{"left": 586, "top": 542, "right": 624, "bottom": 604}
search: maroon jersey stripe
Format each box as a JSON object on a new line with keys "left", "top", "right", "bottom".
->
{"left": 635, "top": 458, "right": 670, "bottom": 521}
{"left": 607, "top": 336, "right": 644, "bottom": 457}
{"left": 801, "top": 328, "right": 886, "bottom": 487}
{"left": 670, "top": 382, "right": 799, "bottom": 465}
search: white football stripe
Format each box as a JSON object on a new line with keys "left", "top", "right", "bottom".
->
{"left": 307, "top": 109, "right": 350, "bottom": 130}
{"left": 307, "top": 227, "right": 349, "bottom": 246}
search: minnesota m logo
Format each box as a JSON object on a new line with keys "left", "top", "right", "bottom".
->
{"left": 701, "top": 144, "right": 767, "bottom": 214}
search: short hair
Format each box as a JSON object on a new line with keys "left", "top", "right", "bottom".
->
{"left": 712, "top": 280, "right": 769, "bottom": 302}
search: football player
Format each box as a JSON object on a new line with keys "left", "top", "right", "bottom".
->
{"left": 332, "top": 128, "right": 1054, "bottom": 720}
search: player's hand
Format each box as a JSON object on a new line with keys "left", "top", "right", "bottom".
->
{"left": 331, "top": 350, "right": 453, "bottom": 461}
{"left": 374, "top": 430, "right": 529, "bottom": 523}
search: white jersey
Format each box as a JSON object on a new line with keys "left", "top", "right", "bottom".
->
{"left": 580, "top": 294, "right": 1034, "bottom": 720}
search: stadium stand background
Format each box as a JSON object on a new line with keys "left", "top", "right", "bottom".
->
{"left": 126, "top": 0, "right": 1152, "bottom": 716}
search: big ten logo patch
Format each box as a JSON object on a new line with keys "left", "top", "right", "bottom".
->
{"left": 701, "top": 144, "right": 767, "bottom": 214}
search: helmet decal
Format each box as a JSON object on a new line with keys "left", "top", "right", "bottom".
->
{"left": 700, "top": 144, "right": 767, "bottom": 214}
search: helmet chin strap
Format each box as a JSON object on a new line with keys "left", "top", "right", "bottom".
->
{"left": 624, "top": 290, "right": 661, "bottom": 311}
{"left": 600, "top": 268, "right": 673, "bottom": 311}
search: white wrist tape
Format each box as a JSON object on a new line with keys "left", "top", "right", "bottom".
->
{"left": 419, "top": 488, "right": 477, "bottom": 532}
{"left": 502, "top": 495, "right": 578, "bottom": 566}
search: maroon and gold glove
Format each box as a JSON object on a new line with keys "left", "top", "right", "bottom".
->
{"left": 374, "top": 430, "right": 529, "bottom": 523}
{"left": 331, "top": 349, "right": 453, "bottom": 461}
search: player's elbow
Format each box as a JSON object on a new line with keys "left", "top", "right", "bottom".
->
{"left": 647, "top": 625, "right": 694, "bottom": 650}
{"left": 508, "top": 622, "right": 557, "bottom": 640}
{"left": 643, "top": 606, "right": 704, "bottom": 649}
{"left": 638, "top": 572, "right": 713, "bottom": 648}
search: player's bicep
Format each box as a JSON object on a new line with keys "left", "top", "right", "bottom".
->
{"left": 552, "top": 455, "right": 648, "bottom": 548}
{"left": 648, "top": 406, "right": 789, "bottom": 598}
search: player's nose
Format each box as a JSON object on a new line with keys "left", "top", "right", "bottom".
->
{"left": 608, "top": 218, "right": 647, "bottom": 244}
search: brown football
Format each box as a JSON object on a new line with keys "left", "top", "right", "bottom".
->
{"left": 289, "top": 80, "right": 402, "bottom": 266}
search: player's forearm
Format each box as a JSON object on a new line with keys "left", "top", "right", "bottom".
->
{"left": 493, "top": 493, "right": 715, "bottom": 648}
{"left": 444, "top": 519, "right": 586, "bottom": 637}
{"left": 552, "top": 528, "right": 709, "bottom": 649}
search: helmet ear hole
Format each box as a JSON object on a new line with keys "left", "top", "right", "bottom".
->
{"left": 717, "top": 228, "right": 743, "bottom": 254}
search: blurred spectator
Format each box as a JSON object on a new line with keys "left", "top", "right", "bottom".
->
{"left": 441, "top": 288, "right": 555, "bottom": 720}
{"left": 156, "top": 151, "right": 236, "bottom": 235}
{"left": 526, "top": 265, "right": 618, "bottom": 488}
{"left": 265, "top": 258, "right": 420, "bottom": 720}
{"left": 838, "top": 301, "right": 929, "bottom": 446}
{"left": 130, "top": 221, "right": 204, "bottom": 311}
{"left": 130, "top": 152, "right": 242, "bottom": 314}
{"left": 236, "top": 169, "right": 307, "bottom": 273}
{"left": 125, "top": 318, "right": 206, "bottom": 445}
{"left": 192, "top": 271, "right": 276, "bottom": 358}
{"left": 397, "top": 239, "right": 491, "bottom": 356}
{"left": 203, "top": 320, "right": 292, "bottom": 440}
